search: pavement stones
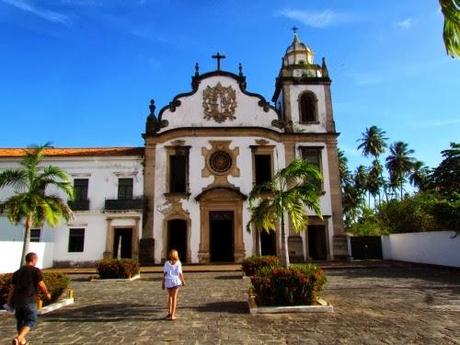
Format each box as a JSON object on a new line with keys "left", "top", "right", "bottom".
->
{"left": 0, "top": 266, "right": 459, "bottom": 344}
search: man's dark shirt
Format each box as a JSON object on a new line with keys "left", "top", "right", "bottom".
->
{"left": 12, "top": 265, "right": 43, "bottom": 307}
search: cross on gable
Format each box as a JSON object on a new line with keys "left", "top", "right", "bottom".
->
{"left": 212, "top": 52, "right": 226, "bottom": 71}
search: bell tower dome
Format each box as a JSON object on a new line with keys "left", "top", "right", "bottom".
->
{"left": 272, "top": 28, "right": 332, "bottom": 132}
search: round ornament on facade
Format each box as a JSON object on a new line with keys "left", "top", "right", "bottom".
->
{"left": 209, "top": 150, "right": 232, "bottom": 174}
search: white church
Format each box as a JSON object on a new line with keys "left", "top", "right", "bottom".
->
{"left": 0, "top": 32, "right": 349, "bottom": 266}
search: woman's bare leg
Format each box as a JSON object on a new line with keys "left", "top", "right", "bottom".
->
{"left": 171, "top": 287, "right": 179, "bottom": 319}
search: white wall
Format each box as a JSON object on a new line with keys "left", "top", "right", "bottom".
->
{"left": 0, "top": 154, "right": 143, "bottom": 264}
{"left": 0, "top": 242, "right": 54, "bottom": 273}
{"left": 159, "top": 75, "right": 281, "bottom": 132}
{"left": 382, "top": 231, "right": 460, "bottom": 268}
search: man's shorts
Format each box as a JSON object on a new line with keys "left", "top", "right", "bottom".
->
{"left": 15, "top": 303, "right": 37, "bottom": 330}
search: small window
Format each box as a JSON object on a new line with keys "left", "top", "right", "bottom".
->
{"left": 68, "top": 228, "right": 85, "bottom": 252}
{"left": 254, "top": 154, "right": 272, "bottom": 186}
{"left": 169, "top": 154, "right": 187, "bottom": 193}
{"left": 30, "top": 229, "right": 41, "bottom": 242}
{"left": 74, "top": 179, "right": 89, "bottom": 201}
{"left": 299, "top": 92, "right": 317, "bottom": 123}
{"left": 118, "top": 178, "right": 133, "bottom": 200}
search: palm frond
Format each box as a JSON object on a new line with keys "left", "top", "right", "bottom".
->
{"left": 441, "top": 0, "right": 460, "bottom": 58}
{"left": 0, "top": 170, "right": 28, "bottom": 190}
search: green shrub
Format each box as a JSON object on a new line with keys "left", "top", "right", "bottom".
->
{"left": 241, "top": 256, "right": 280, "bottom": 276}
{"left": 96, "top": 259, "right": 140, "bottom": 279}
{"left": 0, "top": 272, "right": 70, "bottom": 307}
{"left": 250, "top": 263, "right": 326, "bottom": 306}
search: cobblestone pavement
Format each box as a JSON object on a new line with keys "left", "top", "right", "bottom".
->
{"left": 1, "top": 266, "right": 459, "bottom": 344}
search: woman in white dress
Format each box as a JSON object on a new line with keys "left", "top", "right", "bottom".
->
{"left": 162, "top": 249, "right": 186, "bottom": 320}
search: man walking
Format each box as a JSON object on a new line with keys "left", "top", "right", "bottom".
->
{"left": 6, "top": 252, "right": 51, "bottom": 345}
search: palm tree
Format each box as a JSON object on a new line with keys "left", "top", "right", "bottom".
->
{"left": 247, "top": 158, "right": 323, "bottom": 268}
{"left": 357, "top": 126, "right": 387, "bottom": 205}
{"left": 337, "top": 148, "right": 352, "bottom": 186}
{"left": 342, "top": 181, "right": 365, "bottom": 228}
{"left": 357, "top": 126, "right": 387, "bottom": 159}
{"left": 354, "top": 165, "right": 370, "bottom": 206}
{"left": 409, "top": 161, "right": 430, "bottom": 192}
{"left": 367, "top": 159, "right": 385, "bottom": 206}
{"left": 385, "top": 141, "right": 416, "bottom": 199}
{"left": 0, "top": 144, "right": 74, "bottom": 267}
{"left": 440, "top": 0, "right": 460, "bottom": 58}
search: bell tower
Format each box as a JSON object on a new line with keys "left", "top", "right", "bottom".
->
{"left": 272, "top": 28, "right": 333, "bottom": 133}
{"left": 272, "top": 29, "right": 349, "bottom": 260}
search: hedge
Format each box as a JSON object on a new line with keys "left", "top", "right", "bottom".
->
{"left": 96, "top": 259, "right": 140, "bottom": 279}
{"left": 250, "top": 263, "right": 327, "bottom": 306}
{"left": 0, "top": 272, "right": 70, "bottom": 307}
{"left": 241, "top": 256, "right": 280, "bottom": 276}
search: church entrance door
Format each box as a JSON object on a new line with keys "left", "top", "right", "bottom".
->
{"left": 260, "top": 230, "right": 276, "bottom": 256}
{"left": 167, "top": 219, "right": 187, "bottom": 263}
{"left": 209, "top": 211, "right": 234, "bottom": 262}
{"left": 113, "top": 227, "right": 133, "bottom": 259}
{"left": 308, "top": 225, "right": 327, "bottom": 260}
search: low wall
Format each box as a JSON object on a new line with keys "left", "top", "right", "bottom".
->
{"left": 382, "top": 231, "right": 460, "bottom": 268}
{"left": 0, "top": 242, "right": 54, "bottom": 273}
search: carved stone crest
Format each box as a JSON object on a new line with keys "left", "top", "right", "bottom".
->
{"left": 202, "top": 82, "right": 237, "bottom": 123}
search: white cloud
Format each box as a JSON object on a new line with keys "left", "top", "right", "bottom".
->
{"left": 2, "top": 0, "right": 70, "bottom": 25}
{"left": 395, "top": 18, "right": 412, "bottom": 30}
{"left": 279, "top": 9, "right": 353, "bottom": 28}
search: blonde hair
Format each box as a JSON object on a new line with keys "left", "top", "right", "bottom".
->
{"left": 168, "top": 249, "right": 179, "bottom": 262}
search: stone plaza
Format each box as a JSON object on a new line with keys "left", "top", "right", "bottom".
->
{"left": 1, "top": 264, "right": 459, "bottom": 344}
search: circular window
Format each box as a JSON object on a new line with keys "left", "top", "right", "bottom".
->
{"left": 209, "top": 151, "right": 232, "bottom": 173}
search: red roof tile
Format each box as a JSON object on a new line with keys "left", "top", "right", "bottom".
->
{"left": 0, "top": 147, "right": 144, "bottom": 158}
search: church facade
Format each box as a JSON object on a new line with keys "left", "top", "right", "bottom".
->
{"left": 0, "top": 33, "right": 349, "bottom": 266}
{"left": 140, "top": 33, "right": 348, "bottom": 264}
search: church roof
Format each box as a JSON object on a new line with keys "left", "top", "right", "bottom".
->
{"left": 0, "top": 147, "right": 144, "bottom": 158}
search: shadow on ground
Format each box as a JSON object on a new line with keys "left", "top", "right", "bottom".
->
{"left": 42, "top": 303, "right": 166, "bottom": 322}
{"left": 191, "top": 301, "right": 248, "bottom": 314}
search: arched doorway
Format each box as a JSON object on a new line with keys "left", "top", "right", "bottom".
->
{"left": 167, "top": 219, "right": 187, "bottom": 263}
{"left": 196, "top": 187, "right": 246, "bottom": 263}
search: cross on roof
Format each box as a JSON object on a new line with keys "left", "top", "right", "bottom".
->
{"left": 212, "top": 52, "right": 226, "bottom": 71}
{"left": 292, "top": 26, "right": 298, "bottom": 34}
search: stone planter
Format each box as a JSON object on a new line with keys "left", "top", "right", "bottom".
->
{"left": 91, "top": 273, "right": 141, "bottom": 282}
{"left": 247, "top": 292, "right": 334, "bottom": 315}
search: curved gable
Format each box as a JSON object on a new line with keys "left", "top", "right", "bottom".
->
{"left": 156, "top": 71, "right": 281, "bottom": 133}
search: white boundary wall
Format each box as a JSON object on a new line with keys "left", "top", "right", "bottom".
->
{"left": 0, "top": 242, "right": 54, "bottom": 273}
{"left": 382, "top": 231, "right": 460, "bottom": 268}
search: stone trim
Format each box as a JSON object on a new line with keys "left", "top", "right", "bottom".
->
{"left": 197, "top": 188, "right": 245, "bottom": 263}
{"left": 104, "top": 216, "right": 141, "bottom": 260}
{"left": 201, "top": 140, "right": 240, "bottom": 189}
{"left": 161, "top": 203, "right": 192, "bottom": 264}
{"left": 164, "top": 145, "right": 191, "bottom": 194}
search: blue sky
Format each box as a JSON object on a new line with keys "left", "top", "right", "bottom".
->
{"left": 0, "top": 0, "right": 458, "bottom": 171}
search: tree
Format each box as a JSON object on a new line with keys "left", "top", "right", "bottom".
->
{"left": 367, "top": 159, "right": 385, "bottom": 206}
{"left": 385, "top": 141, "right": 416, "bottom": 199}
{"left": 247, "top": 158, "right": 323, "bottom": 268}
{"left": 337, "top": 148, "right": 352, "bottom": 186}
{"left": 357, "top": 126, "right": 388, "bottom": 159}
{"left": 0, "top": 144, "right": 74, "bottom": 267}
{"left": 440, "top": 0, "right": 460, "bottom": 58}
{"left": 357, "top": 126, "right": 387, "bottom": 205}
{"left": 409, "top": 160, "right": 430, "bottom": 192}
{"left": 342, "top": 181, "right": 365, "bottom": 228}
{"left": 428, "top": 142, "right": 460, "bottom": 199}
